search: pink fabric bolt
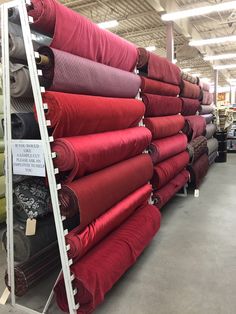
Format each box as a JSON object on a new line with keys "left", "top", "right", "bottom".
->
{"left": 202, "top": 91, "right": 213, "bottom": 105}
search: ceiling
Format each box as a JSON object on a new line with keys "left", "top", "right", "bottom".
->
{"left": 60, "top": 0, "right": 236, "bottom": 86}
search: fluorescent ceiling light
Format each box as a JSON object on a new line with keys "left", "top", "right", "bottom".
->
{"left": 204, "top": 53, "right": 236, "bottom": 61}
{"left": 161, "top": 1, "right": 236, "bottom": 21}
{"left": 146, "top": 46, "right": 156, "bottom": 52}
{"left": 182, "top": 68, "right": 191, "bottom": 72}
{"left": 98, "top": 20, "right": 119, "bottom": 29}
{"left": 214, "top": 64, "right": 236, "bottom": 70}
{"left": 189, "top": 35, "right": 236, "bottom": 46}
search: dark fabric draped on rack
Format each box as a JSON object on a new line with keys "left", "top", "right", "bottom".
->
{"left": 199, "top": 104, "right": 215, "bottom": 115}
{"left": 209, "top": 151, "right": 218, "bottom": 165}
{"left": 149, "top": 134, "right": 188, "bottom": 164}
{"left": 28, "top": 0, "right": 138, "bottom": 72}
{"left": 54, "top": 204, "right": 161, "bottom": 314}
{"left": 181, "top": 71, "right": 198, "bottom": 84}
{"left": 66, "top": 184, "right": 152, "bottom": 261}
{"left": 153, "top": 169, "right": 189, "bottom": 209}
{"left": 201, "top": 114, "right": 214, "bottom": 124}
{"left": 52, "top": 127, "right": 151, "bottom": 183}
{"left": 207, "top": 138, "right": 219, "bottom": 156}
{"left": 11, "top": 113, "right": 40, "bottom": 139}
{"left": 187, "top": 136, "right": 208, "bottom": 164}
{"left": 188, "top": 153, "right": 209, "bottom": 188}
{"left": 11, "top": 97, "right": 34, "bottom": 113}
{"left": 137, "top": 48, "right": 181, "bottom": 85}
{"left": 38, "top": 46, "right": 141, "bottom": 98}
{"left": 5, "top": 242, "right": 60, "bottom": 297}
{"left": 151, "top": 151, "right": 189, "bottom": 189}
{"left": 183, "top": 115, "right": 206, "bottom": 141}
{"left": 202, "top": 91, "right": 213, "bottom": 105}
{"left": 180, "top": 80, "right": 201, "bottom": 99}
{"left": 144, "top": 115, "right": 185, "bottom": 139}
{"left": 180, "top": 98, "right": 200, "bottom": 116}
{"left": 140, "top": 77, "right": 180, "bottom": 96}
{"left": 40, "top": 92, "right": 145, "bottom": 139}
{"left": 58, "top": 154, "right": 153, "bottom": 229}
{"left": 205, "top": 123, "right": 217, "bottom": 139}
{"left": 10, "top": 63, "right": 32, "bottom": 98}
{"left": 142, "top": 93, "right": 182, "bottom": 117}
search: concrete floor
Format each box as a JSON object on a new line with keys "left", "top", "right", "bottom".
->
{"left": 0, "top": 155, "right": 236, "bottom": 314}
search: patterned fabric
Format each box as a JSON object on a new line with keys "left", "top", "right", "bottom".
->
{"left": 181, "top": 71, "right": 198, "bottom": 84}
{"left": 187, "top": 136, "right": 208, "bottom": 164}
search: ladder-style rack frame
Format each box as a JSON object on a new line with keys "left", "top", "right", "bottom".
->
{"left": 1, "top": 1, "right": 78, "bottom": 313}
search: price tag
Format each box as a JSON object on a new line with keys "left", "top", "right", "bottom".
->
{"left": 194, "top": 189, "right": 200, "bottom": 198}
{"left": 25, "top": 218, "right": 37, "bottom": 236}
{"left": 0, "top": 287, "right": 10, "bottom": 305}
{"left": 12, "top": 140, "right": 45, "bottom": 177}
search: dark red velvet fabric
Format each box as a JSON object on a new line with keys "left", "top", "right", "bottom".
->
{"left": 151, "top": 151, "right": 189, "bottom": 189}
{"left": 150, "top": 134, "right": 188, "bottom": 164}
{"left": 137, "top": 48, "right": 181, "bottom": 86}
{"left": 52, "top": 127, "right": 151, "bottom": 182}
{"left": 180, "top": 80, "right": 201, "bottom": 99}
{"left": 29, "top": 0, "right": 138, "bottom": 71}
{"left": 180, "top": 98, "right": 200, "bottom": 116}
{"left": 39, "top": 92, "right": 145, "bottom": 139}
{"left": 54, "top": 204, "right": 161, "bottom": 314}
{"left": 142, "top": 93, "right": 182, "bottom": 117}
{"left": 66, "top": 184, "right": 152, "bottom": 261}
{"left": 183, "top": 115, "right": 206, "bottom": 141}
{"left": 140, "top": 77, "right": 180, "bottom": 96}
{"left": 188, "top": 153, "right": 209, "bottom": 189}
{"left": 58, "top": 154, "right": 153, "bottom": 229}
{"left": 153, "top": 169, "right": 189, "bottom": 209}
{"left": 144, "top": 115, "right": 185, "bottom": 139}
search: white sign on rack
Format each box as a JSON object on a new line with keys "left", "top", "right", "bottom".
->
{"left": 12, "top": 140, "right": 45, "bottom": 177}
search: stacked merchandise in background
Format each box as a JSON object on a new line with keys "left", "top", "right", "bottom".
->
{"left": 137, "top": 48, "right": 189, "bottom": 210}
{"left": 3, "top": 1, "right": 162, "bottom": 311}
{"left": 199, "top": 81, "right": 218, "bottom": 165}
{"left": 181, "top": 74, "right": 208, "bottom": 190}
{"left": 0, "top": 89, "right": 6, "bottom": 223}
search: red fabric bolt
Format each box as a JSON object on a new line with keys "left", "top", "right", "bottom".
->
{"left": 180, "top": 80, "right": 201, "bottom": 99}
{"left": 54, "top": 204, "right": 161, "bottom": 314}
{"left": 144, "top": 115, "right": 185, "bottom": 139}
{"left": 183, "top": 115, "right": 206, "bottom": 141}
{"left": 140, "top": 77, "right": 180, "bottom": 96}
{"left": 180, "top": 98, "right": 200, "bottom": 116}
{"left": 149, "top": 134, "right": 188, "bottom": 164}
{"left": 151, "top": 151, "right": 189, "bottom": 189}
{"left": 137, "top": 48, "right": 181, "bottom": 86}
{"left": 188, "top": 153, "right": 209, "bottom": 189}
{"left": 39, "top": 92, "right": 145, "bottom": 139}
{"left": 52, "top": 127, "right": 152, "bottom": 182}
{"left": 66, "top": 184, "right": 152, "bottom": 261}
{"left": 142, "top": 93, "right": 182, "bottom": 117}
{"left": 29, "top": 0, "right": 138, "bottom": 72}
{"left": 153, "top": 169, "right": 189, "bottom": 209}
{"left": 58, "top": 154, "right": 153, "bottom": 229}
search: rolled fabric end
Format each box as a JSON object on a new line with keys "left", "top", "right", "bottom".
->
{"left": 59, "top": 186, "right": 79, "bottom": 218}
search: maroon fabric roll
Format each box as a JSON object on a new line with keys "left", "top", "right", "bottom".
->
{"left": 137, "top": 48, "right": 181, "bottom": 86}
{"left": 38, "top": 92, "right": 145, "bottom": 139}
{"left": 202, "top": 91, "right": 213, "bottom": 105}
{"left": 58, "top": 154, "right": 153, "bottom": 229}
{"left": 151, "top": 151, "right": 189, "bottom": 189}
{"left": 188, "top": 153, "right": 209, "bottom": 189}
{"left": 52, "top": 127, "right": 151, "bottom": 182}
{"left": 140, "top": 77, "right": 180, "bottom": 96}
{"left": 144, "top": 115, "right": 185, "bottom": 139}
{"left": 66, "top": 184, "right": 152, "bottom": 261}
{"left": 29, "top": 0, "right": 137, "bottom": 72}
{"left": 183, "top": 115, "right": 206, "bottom": 141}
{"left": 142, "top": 93, "right": 182, "bottom": 117}
{"left": 54, "top": 204, "right": 161, "bottom": 314}
{"left": 153, "top": 169, "right": 189, "bottom": 209}
{"left": 187, "top": 136, "right": 208, "bottom": 164}
{"left": 149, "top": 134, "right": 188, "bottom": 164}
{"left": 180, "top": 98, "right": 200, "bottom": 116}
{"left": 180, "top": 80, "right": 201, "bottom": 99}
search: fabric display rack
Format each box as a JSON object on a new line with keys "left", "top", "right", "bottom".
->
{"left": 0, "top": 90, "right": 6, "bottom": 223}
{"left": 0, "top": 0, "right": 217, "bottom": 313}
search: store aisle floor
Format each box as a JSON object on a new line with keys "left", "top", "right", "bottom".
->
{"left": 0, "top": 155, "right": 236, "bottom": 314}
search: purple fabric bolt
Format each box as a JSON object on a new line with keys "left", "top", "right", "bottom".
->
{"left": 201, "top": 114, "right": 214, "bottom": 124}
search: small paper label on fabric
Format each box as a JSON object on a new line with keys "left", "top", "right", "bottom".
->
{"left": 0, "top": 287, "right": 10, "bottom": 305}
{"left": 25, "top": 218, "right": 37, "bottom": 236}
{"left": 194, "top": 189, "right": 200, "bottom": 198}
{"left": 12, "top": 140, "right": 45, "bottom": 177}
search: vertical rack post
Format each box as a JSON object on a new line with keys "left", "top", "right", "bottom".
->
{"left": 166, "top": 21, "right": 174, "bottom": 63}
{"left": 214, "top": 69, "right": 218, "bottom": 107}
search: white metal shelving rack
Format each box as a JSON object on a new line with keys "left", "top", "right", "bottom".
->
{"left": 1, "top": 1, "right": 79, "bottom": 313}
